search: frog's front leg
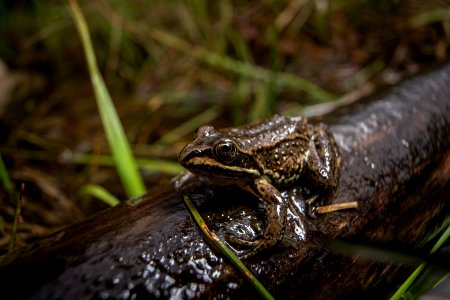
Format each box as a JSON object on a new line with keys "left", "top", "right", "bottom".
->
{"left": 305, "top": 124, "right": 340, "bottom": 216}
{"left": 229, "top": 177, "right": 287, "bottom": 258}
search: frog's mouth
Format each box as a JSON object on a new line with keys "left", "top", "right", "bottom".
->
{"left": 183, "top": 157, "right": 260, "bottom": 180}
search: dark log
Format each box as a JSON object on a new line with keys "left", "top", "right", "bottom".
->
{"left": 1, "top": 64, "right": 449, "bottom": 299}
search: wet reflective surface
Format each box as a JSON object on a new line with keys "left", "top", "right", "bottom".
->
{"left": 1, "top": 64, "right": 449, "bottom": 299}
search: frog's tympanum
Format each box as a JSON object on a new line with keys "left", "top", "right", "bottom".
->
{"left": 178, "top": 115, "right": 341, "bottom": 257}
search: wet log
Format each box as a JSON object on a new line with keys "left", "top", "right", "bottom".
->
{"left": 0, "top": 64, "right": 449, "bottom": 299}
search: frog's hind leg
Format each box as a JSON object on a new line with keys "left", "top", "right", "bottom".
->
{"left": 305, "top": 124, "right": 341, "bottom": 217}
{"left": 227, "top": 177, "right": 287, "bottom": 258}
{"left": 307, "top": 124, "right": 340, "bottom": 186}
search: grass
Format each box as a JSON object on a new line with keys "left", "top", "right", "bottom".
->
{"left": 79, "top": 184, "right": 120, "bottom": 207}
{"left": 183, "top": 195, "right": 275, "bottom": 300}
{"left": 105, "top": 7, "right": 336, "bottom": 103}
{"left": 390, "top": 217, "right": 450, "bottom": 299}
{"left": 8, "top": 183, "right": 24, "bottom": 252}
{"left": 67, "top": 2, "right": 279, "bottom": 295}
{"left": 0, "top": 155, "right": 13, "bottom": 239}
{"left": 0, "top": 155, "right": 13, "bottom": 199}
{"left": 0, "top": 0, "right": 449, "bottom": 297}
{"left": 69, "top": 0, "right": 145, "bottom": 198}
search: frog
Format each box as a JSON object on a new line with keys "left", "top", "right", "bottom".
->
{"left": 178, "top": 114, "right": 341, "bottom": 258}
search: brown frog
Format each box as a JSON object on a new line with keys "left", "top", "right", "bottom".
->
{"left": 178, "top": 115, "right": 341, "bottom": 257}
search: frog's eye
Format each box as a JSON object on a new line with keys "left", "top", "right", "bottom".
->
{"left": 213, "top": 139, "right": 237, "bottom": 163}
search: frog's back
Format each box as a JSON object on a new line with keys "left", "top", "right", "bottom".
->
{"left": 222, "top": 115, "right": 313, "bottom": 186}
{"left": 223, "top": 115, "right": 309, "bottom": 149}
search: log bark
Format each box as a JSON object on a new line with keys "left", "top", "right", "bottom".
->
{"left": 1, "top": 64, "right": 449, "bottom": 299}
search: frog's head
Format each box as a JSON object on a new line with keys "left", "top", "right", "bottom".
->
{"left": 179, "top": 125, "right": 261, "bottom": 185}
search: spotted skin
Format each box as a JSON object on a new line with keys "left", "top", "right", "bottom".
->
{"left": 178, "top": 115, "right": 341, "bottom": 257}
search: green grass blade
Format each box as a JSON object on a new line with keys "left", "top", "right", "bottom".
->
{"left": 390, "top": 221, "right": 450, "bottom": 300}
{"left": 6, "top": 150, "right": 182, "bottom": 176}
{"left": 68, "top": 153, "right": 182, "bottom": 175}
{"left": 183, "top": 195, "right": 275, "bottom": 300}
{"left": 136, "top": 158, "right": 183, "bottom": 175}
{"left": 0, "top": 154, "right": 13, "bottom": 197}
{"left": 68, "top": 0, "right": 145, "bottom": 198}
{"left": 390, "top": 264, "right": 426, "bottom": 300}
{"left": 79, "top": 184, "right": 120, "bottom": 207}
{"left": 407, "top": 267, "right": 448, "bottom": 298}
{"left": 430, "top": 221, "right": 450, "bottom": 254}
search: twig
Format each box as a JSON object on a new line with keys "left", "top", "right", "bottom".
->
{"left": 316, "top": 201, "right": 359, "bottom": 214}
{"left": 9, "top": 183, "right": 25, "bottom": 252}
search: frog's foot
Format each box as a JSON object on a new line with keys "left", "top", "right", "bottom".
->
{"left": 226, "top": 234, "right": 260, "bottom": 247}
{"left": 305, "top": 195, "right": 319, "bottom": 218}
{"left": 225, "top": 235, "right": 275, "bottom": 259}
{"left": 226, "top": 177, "right": 288, "bottom": 258}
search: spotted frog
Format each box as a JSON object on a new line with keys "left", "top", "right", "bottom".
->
{"left": 178, "top": 115, "right": 341, "bottom": 257}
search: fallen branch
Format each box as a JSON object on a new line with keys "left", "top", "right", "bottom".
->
{"left": 1, "top": 64, "right": 449, "bottom": 299}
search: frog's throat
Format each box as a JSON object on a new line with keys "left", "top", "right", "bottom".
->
{"left": 184, "top": 157, "right": 260, "bottom": 177}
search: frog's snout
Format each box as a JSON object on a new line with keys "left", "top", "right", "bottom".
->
{"left": 179, "top": 144, "right": 202, "bottom": 165}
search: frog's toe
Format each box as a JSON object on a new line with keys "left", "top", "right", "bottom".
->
{"left": 231, "top": 248, "right": 257, "bottom": 259}
{"left": 305, "top": 195, "right": 319, "bottom": 218}
{"left": 225, "top": 240, "right": 259, "bottom": 259}
{"left": 226, "top": 234, "right": 260, "bottom": 247}
{"left": 225, "top": 235, "right": 274, "bottom": 258}
{"left": 307, "top": 205, "right": 318, "bottom": 218}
